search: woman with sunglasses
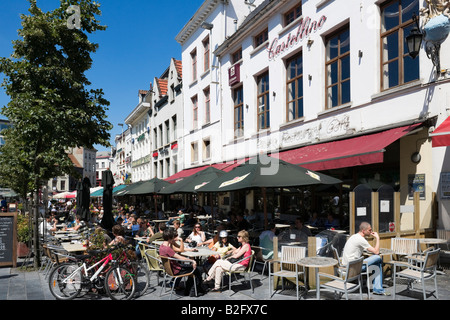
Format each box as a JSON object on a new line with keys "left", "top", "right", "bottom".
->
{"left": 204, "top": 230, "right": 252, "bottom": 292}
{"left": 186, "top": 223, "right": 206, "bottom": 247}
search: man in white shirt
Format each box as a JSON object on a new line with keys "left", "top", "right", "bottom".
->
{"left": 342, "top": 222, "right": 389, "bottom": 296}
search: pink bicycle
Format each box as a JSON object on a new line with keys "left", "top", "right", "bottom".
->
{"left": 48, "top": 247, "right": 136, "bottom": 300}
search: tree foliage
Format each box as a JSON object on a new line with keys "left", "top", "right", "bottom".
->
{"left": 0, "top": 0, "right": 112, "bottom": 193}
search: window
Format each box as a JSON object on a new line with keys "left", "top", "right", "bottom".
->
{"left": 191, "top": 48, "right": 197, "bottom": 82}
{"left": 191, "top": 142, "right": 198, "bottom": 163}
{"left": 203, "top": 139, "right": 211, "bottom": 160}
{"left": 60, "top": 180, "right": 65, "bottom": 191}
{"left": 286, "top": 53, "right": 304, "bottom": 121}
{"left": 257, "top": 72, "right": 270, "bottom": 130}
{"left": 381, "top": 0, "right": 419, "bottom": 90}
{"left": 159, "top": 124, "right": 163, "bottom": 147}
{"left": 254, "top": 28, "right": 268, "bottom": 47}
{"left": 166, "top": 158, "right": 170, "bottom": 178}
{"left": 231, "top": 48, "right": 242, "bottom": 64}
{"left": 203, "top": 36, "right": 210, "bottom": 72}
{"left": 204, "top": 87, "right": 210, "bottom": 124}
{"left": 192, "top": 95, "right": 198, "bottom": 130}
{"left": 233, "top": 86, "right": 244, "bottom": 138}
{"left": 172, "top": 115, "right": 177, "bottom": 141}
{"left": 325, "top": 26, "right": 351, "bottom": 109}
{"left": 165, "top": 120, "right": 170, "bottom": 145}
{"left": 284, "top": 4, "right": 302, "bottom": 26}
{"left": 153, "top": 128, "right": 158, "bottom": 148}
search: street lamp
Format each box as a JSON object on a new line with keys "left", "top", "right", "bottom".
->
{"left": 406, "top": 14, "right": 423, "bottom": 59}
{"left": 406, "top": 13, "right": 444, "bottom": 75}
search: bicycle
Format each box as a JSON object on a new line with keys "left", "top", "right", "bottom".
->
{"left": 48, "top": 246, "right": 136, "bottom": 300}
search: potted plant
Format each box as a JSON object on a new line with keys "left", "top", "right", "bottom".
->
{"left": 17, "top": 213, "right": 31, "bottom": 257}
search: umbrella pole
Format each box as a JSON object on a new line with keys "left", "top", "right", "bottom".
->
{"left": 262, "top": 187, "right": 268, "bottom": 229}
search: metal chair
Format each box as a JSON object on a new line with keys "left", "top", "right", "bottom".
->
{"left": 268, "top": 246, "right": 306, "bottom": 300}
{"left": 221, "top": 250, "right": 254, "bottom": 295}
{"left": 331, "top": 244, "right": 371, "bottom": 299}
{"left": 390, "top": 238, "right": 420, "bottom": 261}
{"left": 251, "top": 246, "right": 273, "bottom": 278}
{"left": 160, "top": 256, "right": 197, "bottom": 300}
{"left": 318, "top": 256, "right": 365, "bottom": 300}
{"left": 392, "top": 248, "right": 441, "bottom": 300}
{"left": 143, "top": 245, "right": 164, "bottom": 287}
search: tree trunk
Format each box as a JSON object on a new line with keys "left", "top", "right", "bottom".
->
{"left": 33, "top": 187, "right": 41, "bottom": 269}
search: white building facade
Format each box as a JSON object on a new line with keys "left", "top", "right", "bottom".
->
{"left": 151, "top": 58, "right": 184, "bottom": 180}
{"left": 177, "top": 0, "right": 450, "bottom": 230}
{"left": 125, "top": 91, "right": 152, "bottom": 183}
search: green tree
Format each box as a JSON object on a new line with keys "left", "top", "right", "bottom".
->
{"left": 0, "top": 0, "right": 112, "bottom": 268}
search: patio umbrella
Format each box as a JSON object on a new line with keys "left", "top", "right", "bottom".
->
{"left": 112, "top": 184, "right": 127, "bottom": 195}
{"left": 80, "top": 177, "right": 92, "bottom": 222}
{"left": 126, "top": 177, "right": 172, "bottom": 213}
{"left": 114, "top": 181, "right": 146, "bottom": 196}
{"left": 100, "top": 169, "right": 115, "bottom": 231}
{"left": 127, "top": 177, "right": 171, "bottom": 195}
{"left": 197, "top": 157, "right": 342, "bottom": 228}
{"left": 159, "top": 166, "right": 225, "bottom": 194}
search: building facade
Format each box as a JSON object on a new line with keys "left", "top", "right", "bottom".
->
{"left": 125, "top": 91, "right": 152, "bottom": 183}
{"left": 151, "top": 58, "right": 184, "bottom": 180}
{"left": 176, "top": 0, "right": 450, "bottom": 230}
{"left": 95, "top": 151, "right": 112, "bottom": 187}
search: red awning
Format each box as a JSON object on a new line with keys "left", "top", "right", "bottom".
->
{"left": 431, "top": 116, "right": 450, "bottom": 147}
{"left": 272, "top": 123, "right": 422, "bottom": 171}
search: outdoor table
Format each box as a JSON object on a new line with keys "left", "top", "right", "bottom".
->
{"left": 363, "top": 248, "right": 394, "bottom": 256}
{"left": 61, "top": 242, "right": 87, "bottom": 253}
{"left": 196, "top": 215, "right": 212, "bottom": 220}
{"left": 419, "top": 238, "right": 448, "bottom": 247}
{"left": 152, "top": 219, "right": 169, "bottom": 223}
{"left": 181, "top": 246, "right": 216, "bottom": 263}
{"left": 297, "top": 256, "right": 338, "bottom": 300}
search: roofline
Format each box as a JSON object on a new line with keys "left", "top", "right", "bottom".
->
{"left": 175, "top": 0, "right": 226, "bottom": 46}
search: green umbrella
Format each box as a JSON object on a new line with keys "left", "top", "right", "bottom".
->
{"left": 126, "top": 177, "right": 171, "bottom": 195}
{"left": 114, "top": 181, "right": 146, "bottom": 196}
{"left": 197, "top": 157, "right": 342, "bottom": 228}
{"left": 197, "top": 157, "right": 341, "bottom": 191}
{"left": 159, "top": 166, "right": 225, "bottom": 194}
{"left": 125, "top": 178, "right": 172, "bottom": 213}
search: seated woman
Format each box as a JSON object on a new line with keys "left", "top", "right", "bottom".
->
{"left": 204, "top": 230, "right": 235, "bottom": 272}
{"left": 109, "top": 224, "right": 127, "bottom": 246}
{"left": 205, "top": 230, "right": 252, "bottom": 292}
{"left": 185, "top": 223, "right": 206, "bottom": 247}
{"left": 159, "top": 228, "right": 206, "bottom": 296}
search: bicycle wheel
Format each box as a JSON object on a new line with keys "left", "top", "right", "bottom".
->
{"left": 48, "top": 263, "right": 83, "bottom": 300}
{"left": 104, "top": 265, "right": 136, "bottom": 300}
{"left": 131, "top": 260, "right": 150, "bottom": 297}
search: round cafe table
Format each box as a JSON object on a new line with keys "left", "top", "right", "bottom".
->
{"left": 419, "top": 238, "right": 447, "bottom": 247}
{"left": 297, "top": 256, "right": 338, "bottom": 300}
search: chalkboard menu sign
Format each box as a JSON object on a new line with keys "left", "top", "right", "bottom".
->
{"left": 0, "top": 213, "right": 17, "bottom": 267}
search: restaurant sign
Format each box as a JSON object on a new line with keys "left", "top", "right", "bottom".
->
{"left": 229, "top": 63, "right": 240, "bottom": 86}
{"left": 267, "top": 15, "right": 327, "bottom": 61}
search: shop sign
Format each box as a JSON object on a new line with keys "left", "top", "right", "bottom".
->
{"left": 267, "top": 15, "right": 327, "bottom": 61}
{"left": 229, "top": 63, "right": 240, "bottom": 86}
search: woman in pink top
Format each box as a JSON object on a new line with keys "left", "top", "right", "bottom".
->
{"left": 205, "top": 230, "right": 252, "bottom": 292}
{"left": 159, "top": 229, "right": 206, "bottom": 296}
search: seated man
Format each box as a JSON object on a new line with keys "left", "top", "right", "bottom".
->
{"left": 342, "top": 222, "right": 390, "bottom": 296}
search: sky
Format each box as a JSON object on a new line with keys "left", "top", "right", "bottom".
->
{"left": 0, "top": 0, "right": 204, "bottom": 152}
